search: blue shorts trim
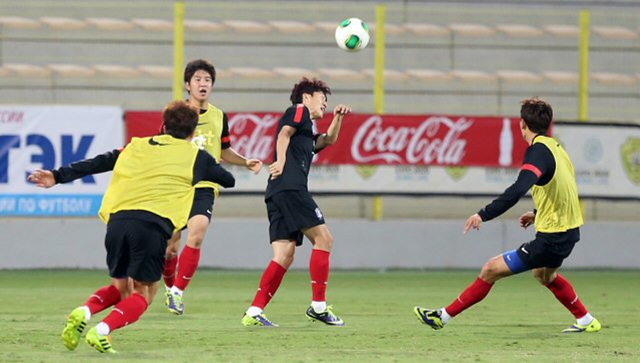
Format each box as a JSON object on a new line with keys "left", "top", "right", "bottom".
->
{"left": 502, "top": 249, "right": 529, "bottom": 274}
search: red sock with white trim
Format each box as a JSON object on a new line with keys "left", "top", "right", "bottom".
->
{"left": 174, "top": 245, "right": 200, "bottom": 291}
{"left": 250, "top": 260, "right": 287, "bottom": 310}
{"left": 84, "top": 285, "right": 121, "bottom": 316}
{"left": 310, "top": 249, "right": 330, "bottom": 302}
{"left": 101, "top": 293, "right": 148, "bottom": 333}
{"left": 445, "top": 277, "right": 494, "bottom": 317}
{"left": 163, "top": 255, "right": 178, "bottom": 288}
{"left": 546, "top": 273, "right": 588, "bottom": 319}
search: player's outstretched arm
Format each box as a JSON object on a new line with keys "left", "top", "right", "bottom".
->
{"left": 221, "top": 147, "right": 263, "bottom": 174}
{"left": 269, "top": 125, "right": 296, "bottom": 180}
{"left": 27, "top": 149, "right": 121, "bottom": 187}
{"left": 194, "top": 150, "right": 235, "bottom": 188}
{"left": 316, "top": 104, "right": 351, "bottom": 150}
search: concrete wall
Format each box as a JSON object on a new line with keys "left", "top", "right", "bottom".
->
{"left": 3, "top": 217, "right": 638, "bottom": 270}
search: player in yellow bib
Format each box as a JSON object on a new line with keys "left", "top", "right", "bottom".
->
{"left": 163, "top": 59, "right": 263, "bottom": 315}
{"left": 29, "top": 101, "right": 235, "bottom": 353}
{"left": 414, "top": 98, "right": 601, "bottom": 334}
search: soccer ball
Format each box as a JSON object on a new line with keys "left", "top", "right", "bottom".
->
{"left": 335, "top": 18, "right": 370, "bottom": 52}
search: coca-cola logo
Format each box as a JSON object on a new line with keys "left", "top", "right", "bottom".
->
{"left": 351, "top": 116, "right": 472, "bottom": 165}
{"left": 228, "top": 113, "right": 279, "bottom": 161}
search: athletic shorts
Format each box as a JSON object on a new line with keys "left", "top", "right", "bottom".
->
{"left": 515, "top": 227, "right": 580, "bottom": 270}
{"left": 266, "top": 190, "right": 325, "bottom": 246}
{"left": 105, "top": 218, "right": 170, "bottom": 282}
{"left": 188, "top": 187, "right": 215, "bottom": 221}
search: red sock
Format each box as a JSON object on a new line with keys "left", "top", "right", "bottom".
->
{"left": 174, "top": 245, "right": 201, "bottom": 291}
{"left": 310, "top": 249, "right": 330, "bottom": 301}
{"left": 102, "top": 293, "right": 148, "bottom": 333}
{"left": 163, "top": 255, "right": 178, "bottom": 287}
{"left": 251, "top": 260, "right": 287, "bottom": 309}
{"left": 445, "top": 277, "right": 494, "bottom": 317}
{"left": 84, "top": 285, "right": 121, "bottom": 315}
{"left": 546, "top": 273, "right": 588, "bottom": 319}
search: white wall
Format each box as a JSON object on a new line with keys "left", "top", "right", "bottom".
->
{"left": 3, "top": 218, "right": 638, "bottom": 269}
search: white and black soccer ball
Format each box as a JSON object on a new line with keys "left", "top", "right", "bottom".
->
{"left": 334, "top": 18, "right": 370, "bottom": 52}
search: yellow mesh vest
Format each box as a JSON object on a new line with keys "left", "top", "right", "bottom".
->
{"left": 531, "top": 136, "right": 584, "bottom": 232}
{"left": 191, "top": 103, "right": 224, "bottom": 196}
{"left": 98, "top": 135, "right": 198, "bottom": 232}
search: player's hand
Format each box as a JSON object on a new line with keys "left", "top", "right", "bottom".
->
{"left": 464, "top": 213, "right": 483, "bottom": 234}
{"left": 27, "top": 169, "right": 56, "bottom": 188}
{"left": 245, "top": 158, "right": 263, "bottom": 174}
{"left": 333, "top": 104, "right": 351, "bottom": 118}
{"left": 269, "top": 160, "right": 285, "bottom": 180}
{"left": 519, "top": 211, "right": 536, "bottom": 229}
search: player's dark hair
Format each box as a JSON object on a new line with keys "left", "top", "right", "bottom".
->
{"left": 184, "top": 59, "right": 216, "bottom": 87}
{"left": 520, "top": 97, "right": 553, "bottom": 134}
{"left": 162, "top": 100, "right": 199, "bottom": 139}
{"left": 289, "top": 77, "right": 331, "bottom": 105}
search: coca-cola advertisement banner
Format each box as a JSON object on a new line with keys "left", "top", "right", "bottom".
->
{"left": 125, "top": 111, "right": 528, "bottom": 168}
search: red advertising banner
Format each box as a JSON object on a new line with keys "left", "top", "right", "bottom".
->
{"left": 125, "top": 111, "right": 529, "bottom": 167}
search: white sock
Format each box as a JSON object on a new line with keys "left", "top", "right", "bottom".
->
{"left": 170, "top": 286, "right": 184, "bottom": 296}
{"left": 439, "top": 308, "right": 452, "bottom": 325}
{"left": 577, "top": 313, "right": 594, "bottom": 326}
{"left": 246, "top": 306, "right": 263, "bottom": 317}
{"left": 80, "top": 306, "right": 92, "bottom": 321}
{"left": 311, "top": 301, "right": 327, "bottom": 313}
{"left": 95, "top": 322, "right": 110, "bottom": 336}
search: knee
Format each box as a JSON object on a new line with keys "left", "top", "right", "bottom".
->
{"left": 314, "top": 233, "right": 334, "bottom": 251}
{"left": 273, "top": 251, "right": 295, "bottom": 269}
{"left": 186, "top": 229, "right": 206, "bottom": 249}
{"left": 479, "top": 258, "right": 501, "bottom": 282}
{"left": 532, "top": 270, "right": 556, "bottom": 285}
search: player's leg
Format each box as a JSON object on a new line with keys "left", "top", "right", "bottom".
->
{"left": 169, "top": 188, "right": 214, "bottom": 314}
{"left": 534, "top": 267, "right": 601, "bottom": 333}
{"left": 242, "top": 240, "right": 295, "bottom": 327}
{"left": 85, "top": 218, "right": 167, "bottom": 353}
{"left": 162, "top": 231, "right": 181, "bottom": 294}
{"left": 415, "top": 252, "right": 517, "bottom": 330}
{"left": 303, "top": 224, "right": 344, "bottom": 326}
{"left": 62, "top": 220, "right": 129, "bottom": 351}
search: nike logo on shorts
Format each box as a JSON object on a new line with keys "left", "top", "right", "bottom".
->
{"left": 206, "top": 210, "right": 212, "bottom": 215}
{"left": 521, "top": 246, "right": 529, "bottom": 254}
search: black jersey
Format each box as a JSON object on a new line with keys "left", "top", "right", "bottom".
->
{"left": 266, "top": 104, "right": 321, "bottom": 199}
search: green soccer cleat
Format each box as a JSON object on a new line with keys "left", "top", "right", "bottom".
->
{"left": 61, "top": 307, "right": 88, "bottom": 350}
{"left": 305, "top": 305, "right": 345, "bottom": 326}
{"left": 167, "top": 291, "right": 184, "bottom": 315}
{"left": 562, "top": 318, "right": 601, "bottom": 333}
{"left": 414, "top": 307, "right": 444, "bottom": 330}
{"left": 164, "top": 286, "right": 171, "bottom": 308}
{"left": 85, "top": 326, "right": 116, "bottom": 354}
{"left": 241, "top": 312, "right": 278, "bottom": 327}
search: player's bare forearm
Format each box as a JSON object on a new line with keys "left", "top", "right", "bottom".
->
{"left": 269, "top": 127, "right": 293, "bottom": 179}
{"left": 317, "top": 104, "right": 351, "bottom": 148}
{"left": 221, "top": 147, "right": 263, "bottom": 174}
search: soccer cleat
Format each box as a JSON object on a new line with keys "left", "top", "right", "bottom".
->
{"left": 305, "top": 305, "right": 345, "bottom": 326}
{"left": 61, "top": 307, "right": 88, "bottom": 350}
{"left": 241, "top": 313, "right": 278, "bottom": 327}
{"left": 414, "top": 307, "right": 444, "bottom": 330}
{"left": 164, "top": 286, "right": 171, "bottom": 308}
{"left": 85, "top": 326, "right": 116, "bottom": 354}
{"left": 167, "top": 291, "right": 184, "bottom": 315}
{"left": 562, "top": 318, "right": 601, "bottom": 333}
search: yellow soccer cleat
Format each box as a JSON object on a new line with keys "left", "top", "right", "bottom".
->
{"left": 562, "top": 318, "right": 601, "bottom": 333}
{"left": 85, "top": 326, "right": 117, "bottom": 354}
{"left": 61, "top": 307, "right": 88, "bottom": 351}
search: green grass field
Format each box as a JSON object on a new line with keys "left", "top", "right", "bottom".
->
{"left": 1, "top": 269, "right": 638, "bottom": 362}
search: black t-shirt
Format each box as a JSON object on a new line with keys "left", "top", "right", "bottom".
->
{"left": 265, "top": 104, "right": 320, "bottom": 199}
